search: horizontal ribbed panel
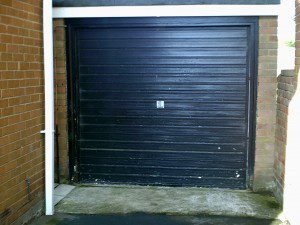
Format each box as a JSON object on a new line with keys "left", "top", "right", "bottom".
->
{"left": 73, "top": 18, "right": 251, "bottom": 188}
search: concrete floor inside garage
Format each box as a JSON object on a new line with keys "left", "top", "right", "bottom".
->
{"left": 51, "top": 185, "right": 283, "bottom": 221}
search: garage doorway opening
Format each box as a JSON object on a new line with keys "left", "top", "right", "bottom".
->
{"left": 65, "top": 17, "right": 258, "bottom": 189}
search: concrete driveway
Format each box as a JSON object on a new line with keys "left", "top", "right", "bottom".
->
{"left": 55, "top": 185, "right": 281, "bottom": 219}
{"left": 30, "top": 213, "right": 283, "bottom": 225}
{"left": 36, "top": 184, "right": 285, "bottom": 225}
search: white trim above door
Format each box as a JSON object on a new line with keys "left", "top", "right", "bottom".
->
{"left": 53, "top": 5, "right": 279, "bottom": 18}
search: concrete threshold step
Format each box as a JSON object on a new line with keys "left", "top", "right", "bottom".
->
{"left": 55, "top": 185, "right": 281, "bottom": 220}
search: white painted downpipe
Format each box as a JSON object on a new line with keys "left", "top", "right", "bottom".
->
{"left": 42, "top": 0, "right": 54, "bottom": 215}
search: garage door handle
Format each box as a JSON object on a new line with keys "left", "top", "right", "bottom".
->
{"left": 156, "top": 101, "right": 164, "bottom": 109}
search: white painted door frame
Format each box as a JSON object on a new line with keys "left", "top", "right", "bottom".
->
{"left": 44, "top": 3, "right": 279, "bottom": 216}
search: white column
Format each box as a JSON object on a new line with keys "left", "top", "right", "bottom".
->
{"left": 43, "top": 0, "right": 54, "bottom": 216}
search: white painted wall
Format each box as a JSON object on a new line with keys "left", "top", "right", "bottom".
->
{"left": 277, "top": 0, "right": 295, "bottom": 72}
{"left": 277, "top": 2, "right": 300, "bottom": 224}
{"left": 283, "top": 71, "right": 300, "bottom": 224}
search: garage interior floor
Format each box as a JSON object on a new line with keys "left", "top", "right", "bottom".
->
{"left": 54, "top": 185, "right": 282, "bottom": 220}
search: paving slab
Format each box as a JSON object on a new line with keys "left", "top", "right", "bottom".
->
{"left": 55, "top": 185, "right": 281, "bottom": 219}
{"left": 54, "top": 184, "right": 75, "bottom": 205}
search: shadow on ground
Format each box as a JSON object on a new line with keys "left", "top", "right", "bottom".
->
{"left": 31, "top": 213, "right": 282, "bottom": 225}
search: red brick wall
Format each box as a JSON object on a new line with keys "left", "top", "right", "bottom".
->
{"left": 0, "top": 1, "right": 44, "bottom": 224}
{"left": 274, "top": 70, "right": 296, "bottom": 204}
{"left": 53, "top": 19, "right": 68, "bottom": 180}
{"left": 253, "top": 17, "right": 278, "bottom": 191}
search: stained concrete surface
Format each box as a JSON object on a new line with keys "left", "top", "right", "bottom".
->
{"left": 30, "top": 213, "right": 283, "bottom": 225}
{"left": 55, "top": 185, "right": 281, "bottom": 219}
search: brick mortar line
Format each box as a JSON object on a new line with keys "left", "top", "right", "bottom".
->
{"left": 7, "top": 178, "right": 45, "bottom": 211}
{"left": 0, "top": 95, "right": 44, "bottom": 102}
{"left": 1, "top": 157, "right": 45, "bottom": 192}
{"left": 0, "top": 117, "right": 44, "bottom": 133}
{"left": 0, "top": 21, "right": 42, "bottom": 33}
{"left": 0, "top": 1, "right": 42, "bottom": 9}
{"left": 1, "top": 157, "right": 44, "bottom": 180}
{"left": 0, "top": 93, "right": 43, "bottom": 100}
{"left": 0, "top": 143, "right": 44, "bottom": 170}
{"left": 4, "top": 176, "right": 44, "bottom": 213}
{"left": 0, "top": 4, "right": 42, "bottom": 18}
{"left": 0, "top": 132, "right": 43, "bottom": 150}
{"left": 0, "top": 33, "right": 43, "bottom": 42}
{"left": 1, "top": 81, "right": 44, "bottom": 86}
{"left": 1, "top": 84, "right": 44, "bottom": 89}
{"left": 0, "top": 106, "right": 44, "bottom": 120}
{"left": 0, "top": 37, "right": 43, "bottom": 46}
{"left": 0, "top": 142, "right": 44, "bottom": 163}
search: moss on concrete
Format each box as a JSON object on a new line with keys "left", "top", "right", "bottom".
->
{"left": 44, "top": 218, "right": 61, "bottom": 225}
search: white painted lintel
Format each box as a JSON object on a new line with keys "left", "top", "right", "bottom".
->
{"left": 53, "top": 5, "right": 279, "bottom": 18}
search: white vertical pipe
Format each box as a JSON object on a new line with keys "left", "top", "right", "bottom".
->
{"left": 43, "top": 0, "right": 54, "bottom": 215}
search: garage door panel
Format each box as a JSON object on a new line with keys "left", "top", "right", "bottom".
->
{"left": 79, "top": 134, "right": 246, "bottom": 143}
{"left": 79, "top": 150, "right": 245, "bottom": 161}
{"left": 79, "top": 66, "right": 247, "bottom": 74}
{"left": 80, "top": 117, "right": 245, "bottom": 127}
{"left": 80, "top": 108, "right": 246, "bottom": 118}
{"left": 80, "top": 91, "right": 247, "bottom": 101}
{"left": 80, "top": 101, "right": 246, "bottom": 111}
{"left": 70, "top": 17, "right": 255, "bottom": 188}
{"left": 69, "top": 17, "right": 254, "bottom": 27}
{"left": 80, "top": 173, "right": 245, "bottom": 188}
{"left": 79, "top": 49, "right": 247, "bottom": 58}
{"left": 80, "top": 124, "right": 246, "bottom": 135}
{"left": 79, "top": 38, "right": 247, "bottom": 48}
{"left": 80, "top": 143, "right": 245, "bottom": 152}
{"left": 79, "top": 165, "right": 246, "bottom": 179}
{"left": 79, "top": 156, "right": 244, "bottom": 169}
{"left": 79, "top": 57, "right": 246, "bottom": 66}
{"left": 79, "top": 83, "right": 246, "bottom": 92}
{"left": 79, "top": 75, "right": 247, "bottom": 84}
{"left": 79, "top": 133, "right": 246, "bottom": 145}
{"left": 79, "top": 142, "right": 246, "bottom": 152}
{"left": 78, "top": 28, "right": 247, "bottom": 39}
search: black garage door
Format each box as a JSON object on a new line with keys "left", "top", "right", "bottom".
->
{"left": 67, "top": 17, "right": 257, "bottom": 189}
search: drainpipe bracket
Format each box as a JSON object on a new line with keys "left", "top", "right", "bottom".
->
{"left": 40, "top": 130, "right": 55, "bottom": 134}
